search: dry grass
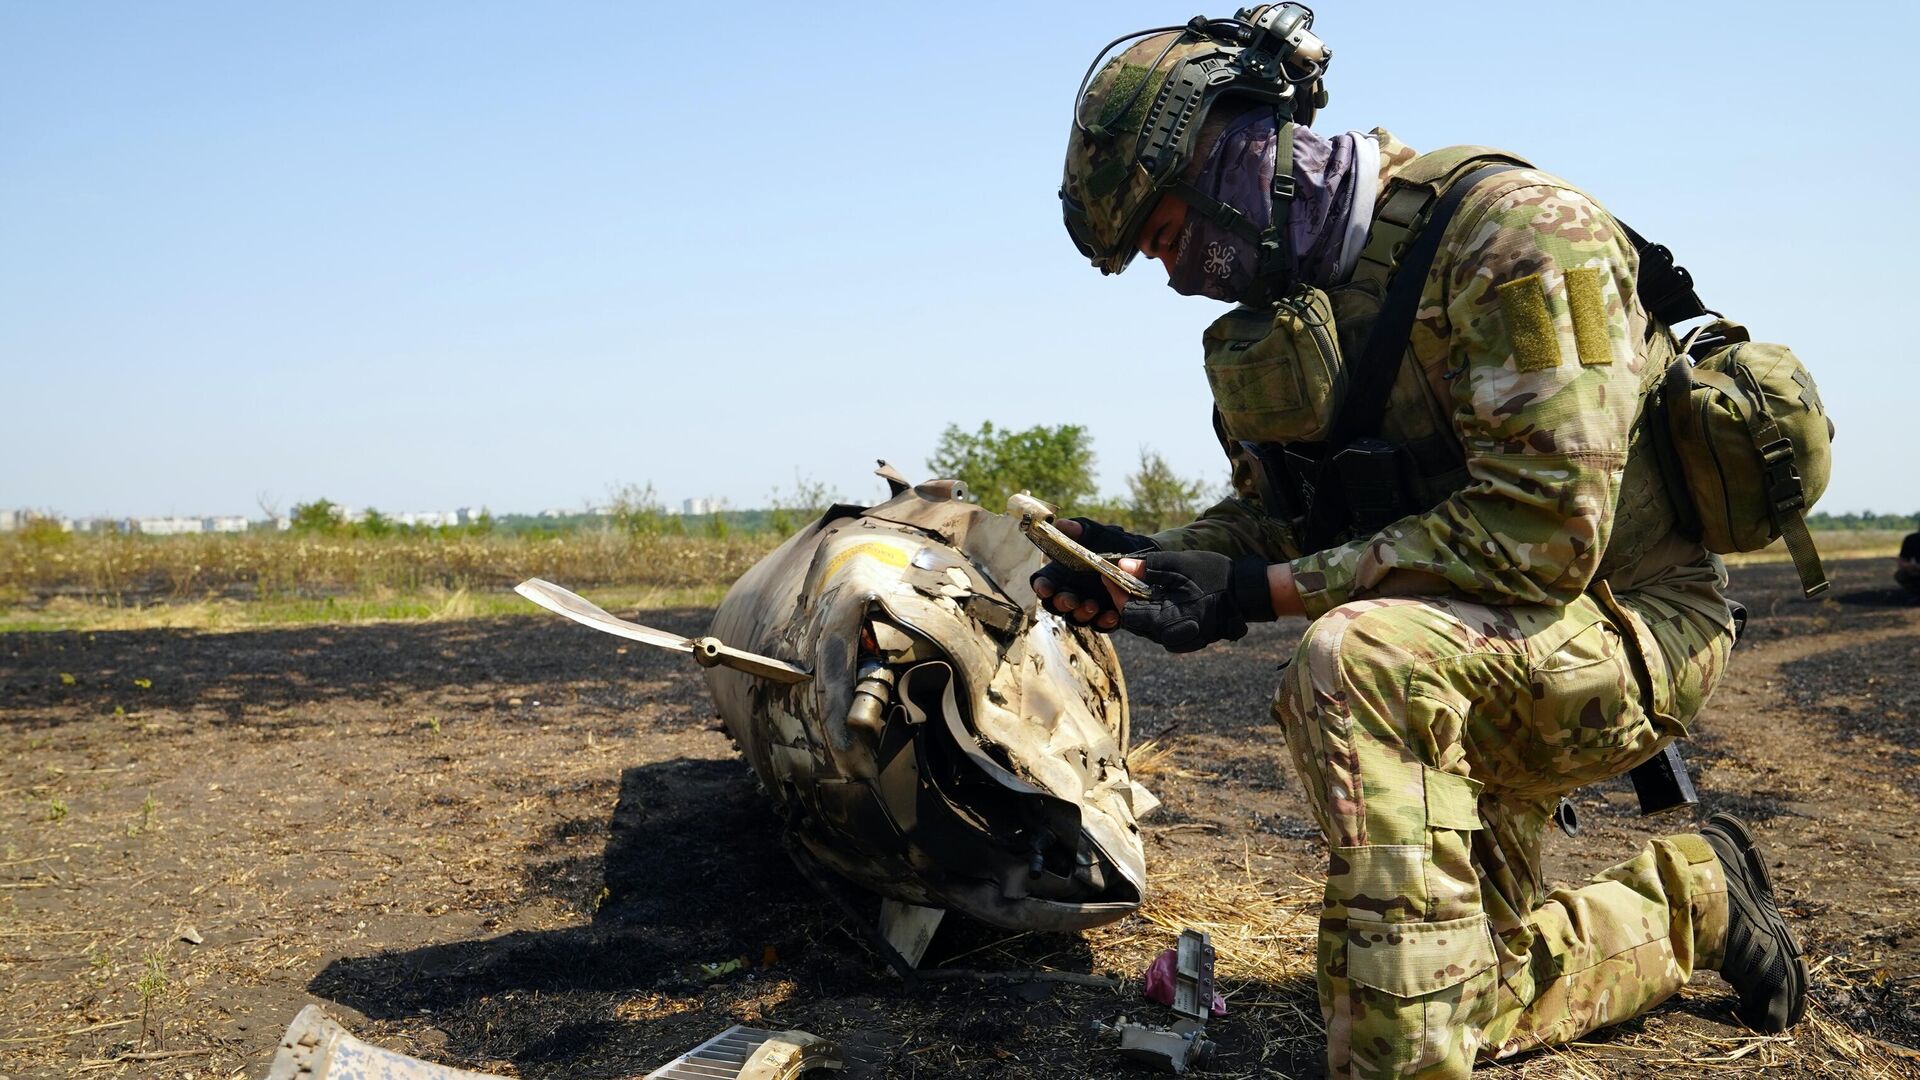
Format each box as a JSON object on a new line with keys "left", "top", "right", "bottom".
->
{"left": 0, "top": 529, "right": 767, "bottom": 631}
{"left": 0, "top": 529, "right": 776, "bottom": 605}
{"left": 1723, "top": 528, "right": 1905, "bottom": 565}
{"left": 1085, "top": 846, "right": 1324, "bottom": 1073}
{"left": 1085, "top": 844, "right": 1920, "bottom": 1078}
{"left": 0, "top": 583, "right": 731, "bottom": 633}
{"left": 1124, "top": 739, "right": 1179, "bottom": 779}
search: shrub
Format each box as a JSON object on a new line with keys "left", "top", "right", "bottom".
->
{"left": 926, "top": 421, "right": 1097, "bottom": 513}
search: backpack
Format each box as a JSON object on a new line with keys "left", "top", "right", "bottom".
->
{"left": 1655, "top": 319, "right": 1835, "bottom": 595}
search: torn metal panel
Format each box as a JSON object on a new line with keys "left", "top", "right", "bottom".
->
{"left": 1171, "top": 930, "right": 1217, "bottom": 1024}
{"left": 267, "top": 1006, "right": 508, "bottom": 1080}
{"left": 879, "top": 898, "right": 945, "bottom": 969}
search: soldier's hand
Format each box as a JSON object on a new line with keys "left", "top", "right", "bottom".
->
{"left": 1113, "top": 550, "right": 1275, "bottom": 653}
{"left": 1032, "top": 560, "right": 1121, "bottom": 631}
{"left": 1030, "top": 519, "right": 1158, "bottom": 632}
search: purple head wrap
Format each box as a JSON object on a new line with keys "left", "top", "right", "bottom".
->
{"left": 1167, "top": 110, "right": 1277, "bottom": 302}
{"left": 1167, "top": 110, "right": 1371, "bottom": 302}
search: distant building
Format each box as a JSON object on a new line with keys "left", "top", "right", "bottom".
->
{"left": 0, "top": 509, "right": 72, "bottom": 532}
{"left": 134, "top": 516, "right": 205, "bottom": 536}
{"left": 394, "top": 510, "right": 465, "bottom": 528}
{"left": 683, "top": 497, "right": 715, "bottom": 516}
{"left": 204, "top": 516, "right": 249, "bottom": 534}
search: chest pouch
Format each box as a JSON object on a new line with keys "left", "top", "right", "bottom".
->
{"left": 1201, "top": 285, "right": 1346, "bottom": 445}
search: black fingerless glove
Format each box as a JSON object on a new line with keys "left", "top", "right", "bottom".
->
{"left": 1118, "top": 551, "right": 1274, "bottom": 653}
{"left": 1066, "top": 518, "right": 1159, "bottom": 556}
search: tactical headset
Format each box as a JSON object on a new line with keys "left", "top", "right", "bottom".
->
{"left": 1062, "top": 5, "right": 1332, "bottom": 281}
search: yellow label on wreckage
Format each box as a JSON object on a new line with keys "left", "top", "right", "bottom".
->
{"left": 820, "top": 540, "right": 913, "bottom": 585}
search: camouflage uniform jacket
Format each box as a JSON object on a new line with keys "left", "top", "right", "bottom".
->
{"left": 1153, "top": 130, "right": 1733, "bottom": 643}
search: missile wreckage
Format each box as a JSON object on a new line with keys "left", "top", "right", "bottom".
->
{"left": 518, "top": 463, "right": 1159, "bottom": 965}
{"left": 260, "top": 466, "right": 1182, "bottom": 1079}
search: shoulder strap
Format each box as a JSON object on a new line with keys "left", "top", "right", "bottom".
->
{"left": 1329, "top": 162, "right": 1522, "bottom": 447}
{"left": 1300, "top": 161, "right": 1522, "bottom": 548}
{"left": 1348, "top": 146, "right": 1529, "bottom": 295}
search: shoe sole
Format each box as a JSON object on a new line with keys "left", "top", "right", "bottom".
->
{"left": 1705, "top": 812, "right": 1809, "bottom": 1029}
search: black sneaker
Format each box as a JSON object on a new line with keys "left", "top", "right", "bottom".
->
{"left": 1700, "top": 812, "right": 1809, "bottom": 1031}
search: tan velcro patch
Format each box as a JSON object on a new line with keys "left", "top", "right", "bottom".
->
{"left": 1566, "top": 265, "right": 1613, "bottom": 366}
{"left": 1497, "top": 273, "right": 1560, "bottom": 372}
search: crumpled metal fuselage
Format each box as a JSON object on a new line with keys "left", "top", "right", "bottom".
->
{"left": 705, "top": 484, "right": 1150, "bottom": 931}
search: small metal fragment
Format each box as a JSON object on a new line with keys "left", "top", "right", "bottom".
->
{"left": 962, "top": 593, "right": 1021, "bottom": 633}
{"left": 1098, "top": 1016, "right": 1214, "bottom": 1075}
{"left": 878, "top": 898, "right": 945, "bottom": 969}
{"left": 646, "top": 1025, "right": 843, "bottom": 1080}
{"left": 1170, "top": 930, "right": 1216, "bottom": 1023}
{"left": 267, "top": 1006, "right": 507, "bottom": 1079}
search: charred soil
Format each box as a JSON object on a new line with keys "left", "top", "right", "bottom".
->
{"left": 2, "top": 559, "right": 1917, "bottom": 1078}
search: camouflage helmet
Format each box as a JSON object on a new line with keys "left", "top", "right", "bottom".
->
{"left": 1061, "top": 6, "right": 1331, "bottom": 275}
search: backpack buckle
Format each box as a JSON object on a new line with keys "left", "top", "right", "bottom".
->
{"left": 1758, "top": 439, "right": 1805, "bottom": 514}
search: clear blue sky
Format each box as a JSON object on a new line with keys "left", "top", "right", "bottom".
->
{"left": 2, "top": 1, "right": 1913, "bottom": 518}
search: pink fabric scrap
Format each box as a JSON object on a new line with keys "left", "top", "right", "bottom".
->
{"left": 1140, "top": 947, "right": 1227, "bottom": 1016}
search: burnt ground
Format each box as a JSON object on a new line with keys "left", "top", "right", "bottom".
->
{"left": 1, "top": 557, "right": 1917, "bottom": 1079}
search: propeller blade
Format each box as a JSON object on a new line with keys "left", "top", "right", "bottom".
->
{"left": 515, "top": 578, "right": 811, "bottom": 685}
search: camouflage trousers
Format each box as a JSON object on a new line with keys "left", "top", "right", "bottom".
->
{"left": 1273, "top": 582, "right": 1737, "bottom": 1079}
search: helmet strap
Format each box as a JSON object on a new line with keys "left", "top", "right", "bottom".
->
{"left": 1164, "top": 118, "right": 1301, "bottom": 303}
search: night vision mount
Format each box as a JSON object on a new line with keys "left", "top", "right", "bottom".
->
{"left": 1230, "top": 4, "right": 1330, "bottom": 86}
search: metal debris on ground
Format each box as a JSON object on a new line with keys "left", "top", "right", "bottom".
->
{"left": 267, "top": 1005, "right": 507, "bottom": 1079}
{"left": 643, "top": 1025, "right": 844, "bottom": 1080}
{"left": 1141, "top": 930, "right": 1225, "bottom": 1018}
{"left": 265, "top": 1007, "right": 844, "bottom": 1080}
{"left": 1094, "top": 1016, "right": 1215, "bottom": 1075}
{"left": 1097, "top": 929, "right": 1221, "bottom": 1073}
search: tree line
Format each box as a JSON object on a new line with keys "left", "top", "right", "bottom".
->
{"left": 602, "top": 422, "right": 1219, "bottom": 540}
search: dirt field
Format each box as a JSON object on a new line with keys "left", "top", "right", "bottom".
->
{"left": 3, "top": 557, "right": 1917, "bottom": 1079}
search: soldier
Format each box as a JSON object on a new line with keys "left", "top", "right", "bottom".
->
{"left": 1037, "top": 9, "right": 1808, "bottom": 1077}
